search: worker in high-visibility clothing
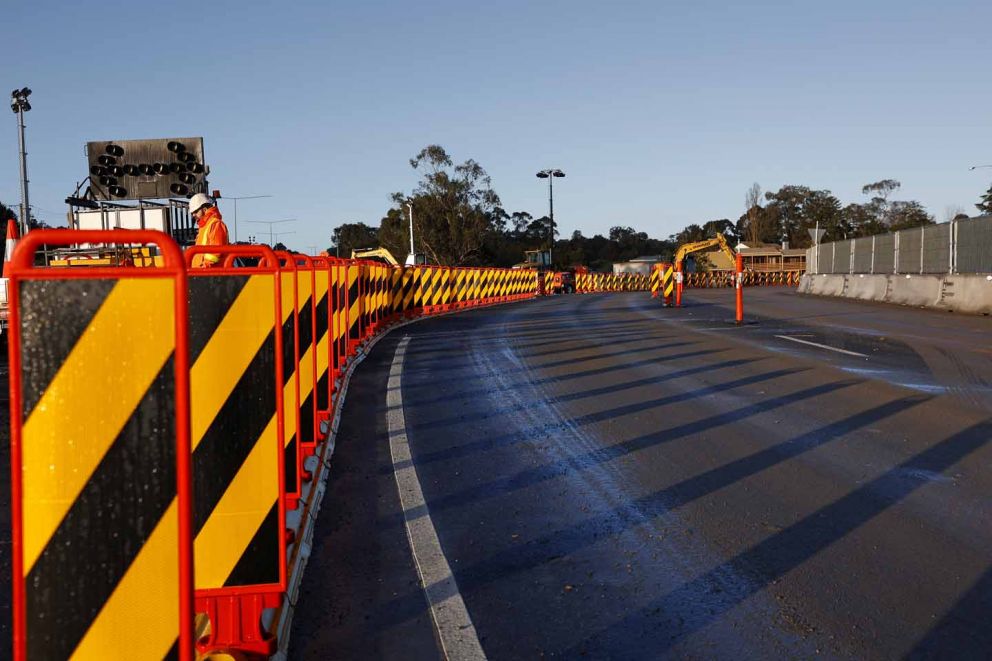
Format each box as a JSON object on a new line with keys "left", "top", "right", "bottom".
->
{"left": 188, "top": 193, "right": 229, "bottom": 267}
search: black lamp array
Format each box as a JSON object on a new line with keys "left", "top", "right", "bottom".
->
{"left": 88, "top": 140, "right": 205, "bottom": 198}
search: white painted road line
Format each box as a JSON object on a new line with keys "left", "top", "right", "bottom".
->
{"left": 387, "top": 336, "right": 488, "bottom": 661}
{"left": 774, "top": 334, "right": 869, "bottom": 358}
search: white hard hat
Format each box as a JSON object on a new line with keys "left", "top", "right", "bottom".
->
{"left": 188, "top": 193, "right": 214, "bottom": 214}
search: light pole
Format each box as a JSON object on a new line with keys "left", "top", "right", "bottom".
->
{"left": 217, "top": 193, "right": 271, "bottom": 243}
{"left": 245, "top": 218, "right": 296, "bottom": 246}
{"left": 10, "top": 87, "right": 32, "bottom": 237}
{"left": 536, "top": 168, "right": 565, "bottom": 266}
{"left": 405, "top": 201, "right": 416, "bottom": 265}
{"left": 272, "top": 230, "right": 295, "bottom": 249}
{"left": 969, "top": 165, "right": 992, "bottom": 170}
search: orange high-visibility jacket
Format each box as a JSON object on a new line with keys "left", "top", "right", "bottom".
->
{"left": 191, "top": 207, "right": 229, "bottom": 267}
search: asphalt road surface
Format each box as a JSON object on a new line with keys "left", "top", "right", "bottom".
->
{"left": 288, "top": 287, "right": 992, "bottom": 660}
{"left": 6, "top": 286, "right": 992, "bottom": 659}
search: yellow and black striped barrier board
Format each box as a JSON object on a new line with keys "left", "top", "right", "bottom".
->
{"left": 472, "top": 269, "right": 482, "bottom": 303}
{"left": 427, "top": 267, "right": 441, "bottom": 310}
{"left": 294, "top": 259, "right": 318, "bottom": 457}
{"left": 391, "top": 267, "right": 404, "bottom": 316}
{"left": 455, "top": 269, "right": 467, "bottom": 306}
{"left": 312, "top": 258, "right": 332, "bottom": 419}
{"left": 278, "top": 259, "right": 303, "bottom": 509}
{"left": 187, "top": 266, "right": 286, "bottom": 597}
{"left": 347, "top": 263, "right": 362, "bottom": 352}
{"left": 329, "top": 260, "right": 346, "bottom": 382}
{"left": 477, "top": 269, "right": 488, "bottom": 302}
{"left": 367, "top": 265, "right": 379, "bottom": 332}
{"left": 380, "top": 265, "right": 392, "bottom": 324}
{"left": 441, "top": 268, "right": 452, "bottom": 308}
{"left": 411, "top": 266, "right": 424, "bottom": 311}
{"left": 9, "top": 230, "right": 194, "bottom": 661}
{"left": 661, "top": 263, "right": 674, "bottom": 305}
{"left": 362, "top": 264, "right": 374, "bottom": 339}
{"left": 400, "top": 266, "right": 414, "bottom": 315}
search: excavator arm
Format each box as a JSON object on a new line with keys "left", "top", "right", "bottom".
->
{"left": 351, "top": 247, "right": 400, "bottom": 266}
{"left": 674, "top": 233, "right": 737, "bottom": 267}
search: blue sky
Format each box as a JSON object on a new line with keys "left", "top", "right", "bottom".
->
{"left": 4, "top": 0, "right": 991, "bottom": 252}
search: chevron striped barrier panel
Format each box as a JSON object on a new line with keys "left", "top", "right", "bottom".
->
{"left": 574, "top": 271, "right": 652, "bottom": 294}
{"left": 8, "top": 230, "right": 197, "bottom": 661}
{"left": 681, "top": 270, "right": 804, "bottom": 289}
{"left": 3, "top": 234, "right": 557, "bottom": 660}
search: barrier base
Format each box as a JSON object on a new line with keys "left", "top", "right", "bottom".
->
{"left": 196, "top": 592, "right": 281, "bottom": 657}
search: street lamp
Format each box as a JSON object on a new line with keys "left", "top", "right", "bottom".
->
{"left": 10, "top": 87, "right": 32, "bottom": 237}
{"left": 215, "top": 193, "right": 271, "bottom": 243}
{"left": 405, "top": 201, "right": 416, "bottom": 265}
{"left": 971, "top": 165, "right": 992, "bottom": 170}
{"left": 536, "top": 168, "right": 565, "bottom": 266}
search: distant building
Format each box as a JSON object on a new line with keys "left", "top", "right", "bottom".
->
{"left": 739, "top": 244, "right": 806, "bottom": 272}
{"left": 613, "top": 255, "right": 662, "bottom": 276}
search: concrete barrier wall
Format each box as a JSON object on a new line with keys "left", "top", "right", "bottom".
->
{"left": 799, "top": 273, "right": 992, "bottom": 315}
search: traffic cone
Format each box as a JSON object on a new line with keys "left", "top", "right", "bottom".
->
{"left": 4, "top": 218, "right": 20, "bottom": 277}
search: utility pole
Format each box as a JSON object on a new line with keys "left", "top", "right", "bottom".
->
{"left": 10, "top": 87, "right": 32, "bottom": 236}
{"left": 217, "top": 194, "right": 271, "bottom": 243}
{"left": 244, "top": 218, "right": 296, "bottom": 246}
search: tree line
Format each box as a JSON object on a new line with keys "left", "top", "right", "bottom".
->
{"left": 4, "top": 144, "right": 990, "bottom": 269}
{"left": 330, "top": 145, "right": 992, "bottom": 270}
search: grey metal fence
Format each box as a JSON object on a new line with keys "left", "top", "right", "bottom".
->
{"left": 807, "top": 215, "right": 992, "bottom": 275}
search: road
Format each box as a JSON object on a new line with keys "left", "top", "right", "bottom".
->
{"left": 289, "top": 288, "right": 992, "bottom": 659}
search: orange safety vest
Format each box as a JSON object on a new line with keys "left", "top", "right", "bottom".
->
{"left": 191, "top": 207, "right": 229, "bottom": 267}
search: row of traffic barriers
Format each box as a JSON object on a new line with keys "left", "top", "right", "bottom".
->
{"left": 575, "top": 272, "right": 650, "bottom": 293}
{"left": 5, "top": 230, "right": 539, "bottom": 661}
{"left": 679, "top": 270, "right": 803, "bottom": 288}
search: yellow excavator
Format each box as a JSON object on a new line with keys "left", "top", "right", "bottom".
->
{"left": 351, "top": 247, "right": 400, "bottom": 266}
{"left": 674, "top": 233, "right": 737, "bottom": 270}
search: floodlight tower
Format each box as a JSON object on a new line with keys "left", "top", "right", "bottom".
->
{"left": 536, "top": 168, "right": 565, "bottom": 265}
{"left": 10, "top": 87, "right": 32, "bottom": 236}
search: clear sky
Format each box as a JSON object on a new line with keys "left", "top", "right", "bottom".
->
{"left": 4, "top": 0, "right": 991, "bottom": 252}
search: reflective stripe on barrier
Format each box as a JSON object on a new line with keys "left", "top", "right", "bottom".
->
{"left": 9, "top": 230, "right": 194, "bottom": 661}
